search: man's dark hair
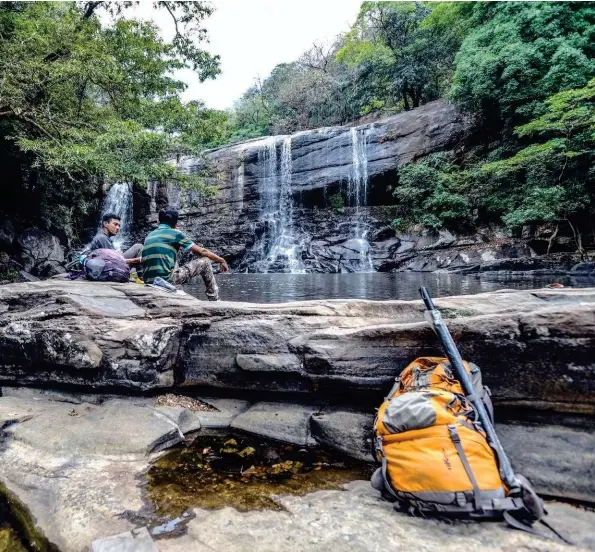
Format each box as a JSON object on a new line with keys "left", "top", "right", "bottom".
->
{"left": 102, "top": 213, "right": 120, "bottom": 225}
{"left": 159, "top": 208, "right": 179, "bottom": 228}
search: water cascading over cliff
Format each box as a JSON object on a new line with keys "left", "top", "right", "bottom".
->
{"left": 140, "top": 101, "right": 464, "bottom": 274}
{"left": 346, "top": 127, "right": 373, "bottom": 272}
{"left": 252, "top": 136, "right": 305, "bottom": 273}
{"left": 98, "top": 182, "right": 133, "bottom": 250}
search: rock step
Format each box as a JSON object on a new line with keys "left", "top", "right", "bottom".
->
{"left": 2, "top": 282, "right": 595, "bottom": 412}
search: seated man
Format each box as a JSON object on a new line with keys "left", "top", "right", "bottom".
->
{"left": 90, "top": 213, "right": 142, "bottom": 266}
{"left": 142, "top": 208, "right": 228, "bottom": 300}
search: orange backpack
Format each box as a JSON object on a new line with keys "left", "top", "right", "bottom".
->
{"left": 372, "top": 357, "right": 524, "bottom": 518}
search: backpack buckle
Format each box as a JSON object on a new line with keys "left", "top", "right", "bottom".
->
{"left": 447, "top": 424, "right": 461, "bottom": 443}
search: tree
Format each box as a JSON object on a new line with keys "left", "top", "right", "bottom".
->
{"left": 481, "top": 79, "right": 595, "bottom": 256}
{"left": 393, "top": 152, "right": 471, "bottom": 230}
{"left": 450, "top": 2, "right": 595, "bottom": 131}
{"left": 0, "top": 1, "right": 226, "bottom": 234}
{"left": 336, "top": 2, "right": 460, "bottom": 110}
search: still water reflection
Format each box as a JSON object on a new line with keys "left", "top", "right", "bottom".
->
{"left": 183, "top": 272, "right": 595, "bottom": 303}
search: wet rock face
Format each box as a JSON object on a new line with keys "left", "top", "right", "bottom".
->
{"left": 136, "top": 100, "right": 466, "bottom": 273}
{"left": 1, "top": 281, "right": 594, "bottom": 414}
{"left": 14, "top": 228, "right": 65, "bottom": 277}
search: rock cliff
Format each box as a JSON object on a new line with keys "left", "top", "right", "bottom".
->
{"left": 132, "top": 100, "right": 586, "bottom": 274}
{"left": 1, "top": 281, "right": 594, "bottom": 412}
{"left": 137, "top": 100, "right": 468, "bottom": 272}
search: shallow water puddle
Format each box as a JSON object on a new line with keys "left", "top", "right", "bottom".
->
{"left": 147, "top": 433, "right": 372, "bottom": 517}
{"left": 0, "top": 482, "right": 58, "bottom": 552}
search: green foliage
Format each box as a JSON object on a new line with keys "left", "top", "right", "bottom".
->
{"left": 393, "top": 152, "right": 471, "bottom": 229}
{"left": 0, "top": 1, "right": 225, "bottom": 233}
{"left": 328, "top": 193, "right": 345, "bottom": 214}
{"left": 450, "top": 2, "right": 595, "bottom": 128}
{"left": 481, "top": 79, "right": 595, "bottom": 231}
{"left": 336, "top": 2, "right": 460, "bottom": 111}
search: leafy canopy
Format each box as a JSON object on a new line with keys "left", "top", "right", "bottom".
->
{"left": 0, "top": 1, "right": 226, "bottom": 187}
{"left": 450, "top": 2, "right": 595, "bottom": 128}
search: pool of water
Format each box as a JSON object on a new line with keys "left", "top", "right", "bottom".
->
{"left": 147, "top": 434, "right": 372, "bottom": 517}
{"left": 183, "top": 272, "right": 595, "bottom": 303}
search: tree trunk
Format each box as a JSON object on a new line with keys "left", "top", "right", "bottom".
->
{"left": 546, "top": 223, "right": 559, "bottom": 255}
{"left": 402, "top": 90, "right": 410, "bottom": 111}
{"left": 566, "top": 218, "right": 585, "bottom": 260}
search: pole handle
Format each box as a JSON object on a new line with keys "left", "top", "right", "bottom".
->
{"left": 419, "top": 286, "right": 436, "bottom": 311}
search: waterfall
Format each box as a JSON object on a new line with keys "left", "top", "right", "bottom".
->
{"left": 98, "top": 182, "right": 133, "bottom": 250}
{"left": 349, "top": 127, "right": 369, "bottom": 214}
{"left": 253, "top": 136, "right": 304, "bottom": 273}
{"left": 347, "top": 127, "right": 373, "bottom": 272}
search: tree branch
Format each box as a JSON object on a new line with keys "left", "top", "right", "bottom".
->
{"left": 161, "top": 2, "right": 181, "bottom": 38}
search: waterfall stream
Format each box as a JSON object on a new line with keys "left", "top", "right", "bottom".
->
{"left": 347, "top": 127, "right": 373, "bottom": 272}
{"left": 254, "top": 137, "right": 304, "bottom": 273}
{"left": 98, "top": 182, "right": 133, "bottom": 250}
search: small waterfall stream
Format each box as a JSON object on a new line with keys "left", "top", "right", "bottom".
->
{"left": 347, "top": 127, "right": 373, "bottom": 272}
{"left": 254, "top": 137, "right": 304, "bottom": 273}
{"left": 98, "top": 182, "right": 133, "bottom": 250}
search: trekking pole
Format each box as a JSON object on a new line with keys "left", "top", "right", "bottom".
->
{"left": 419, "top": 287, "right": 521, "bottom": 494}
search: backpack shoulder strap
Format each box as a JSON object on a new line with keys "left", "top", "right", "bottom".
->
{"left": 448, "top": 424, "right": 482, "bottom": 511}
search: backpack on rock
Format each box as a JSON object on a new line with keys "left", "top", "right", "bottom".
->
{"left": 372, "top": 356, "right": 510, "bottom": 518}
{"left": 83, "top": 248, "right": 130, "bottom": 283}
{"left": 370, "top": 287, "right": 572, "bottom": 544}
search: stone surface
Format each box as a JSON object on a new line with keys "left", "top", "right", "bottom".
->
{"left": 0, "top": 220, "right": 15, "bottom": 252}
{"left": 1, "top": 281, "right": 595, "bottom": 412}
{"left": 572, "top": 261, "right": 595, "bottom": 275}
{"left": 159, "top": 481, "right": 594, "bottom": 552}
{"left": 15, "top": 228, "right": 65, "bottom": 275}
{"left": 189, "top": 397, "right": 251, "bottom": 429}
{"left": 92, "top": 527, "right": 159, "bottom": 552}
{"left": 1, "top": 393, "right": 594, "bottom": 552}
{"left": 498, "top": 423, "right": 595, "bottom": 503}
{"left": 231, "top": 401, "right": 318, "bottom": 446}
{"left": 310, "top": 408, "right": 375, "bottom": 462}
{"left": 0, "top": 396, "right": 181, "bottom": 552}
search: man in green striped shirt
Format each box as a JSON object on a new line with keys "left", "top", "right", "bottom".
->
{"left": 142, "top": 208, "right": 228, "bottom": 300}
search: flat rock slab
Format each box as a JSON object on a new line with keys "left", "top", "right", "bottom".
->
{"left": 191, "top": 397, "right": 251, "bottom": 429}
{"left": 92, "top": 527, "right": 158, "bottom": 552}
{"left": 159, "top": 481, "right": 595, "bottom": 552}
{"left": 310, "top": 408, "right": 375, "bottom": 462}
{"left": 1, "top": 396, "right": 183, "bottom": 456}
{"left": 231, "top": 401, "right": 318, "bottom": 446}
{"left": 1, "top": 282, "right": 595, "bottom": 412}
{"left": 0, "top": 394, "right": 199, "bottom": 552}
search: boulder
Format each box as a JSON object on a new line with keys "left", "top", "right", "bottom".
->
{"left": 188, "top": 397, "right": 251, "bottom": 429}
{"left": 15, "top": 228, "right": 65, "bottom": 275}
{"left": 231, "top": 401, "right": 318, "bottom": 446}
{"left": 310, "top": 408, "right": 375, "bottom": 462}
{"left": 0, "top": 220, "right": 15, "bottom": 252}
{"left": 1, "top": 281, "right": 595, "bottom": 413}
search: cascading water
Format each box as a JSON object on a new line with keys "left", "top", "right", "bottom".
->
{"left": 347, "top": 127, "right": 373, "bottom": 272}
{"left": 98, "top": 182, "right": 133, "bottom": 250}
{"left": 253, "top": 136, "right": 304, "bottom": 273}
